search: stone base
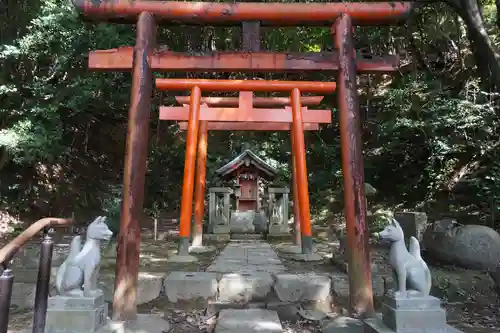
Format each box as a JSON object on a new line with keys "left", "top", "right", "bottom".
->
{"left": 273, "top": 273, "right": 331, "bottom": 302}
{"left": 323, "top": 316, "right": 365, "bottom": 333}
{"left": 276, "top": 245, "right": 302, "bottom": 254}
{"left": 364, "top": 317, "right": 462, "bottom": 333}
{"left": 204, "top": 233, "right": 231, "bottom": 242}
{"left": 164, "top": 271, "right": 218, "bottom": 302}
{"left": 189, "top": 245, "right": 216, "bottom": 254}
{"left": 168, "top": 254, "right": 198, "bottom": 263}
{"left": 96, "top": 314, "right": 170, "bottom": 333}
{"left": 229, "top": 211, "right": 256, "bottom": 233}
{"left": 218, "top": 272, "right": 274, "bottom": 303}
{"left": 215, "top": 309, "right": 282, "bottom": 333}
{"left": 231, "top": 234, "right": 264, "bottom": 240}
{"left": 212, "top": 225, "right": 231, "bottom": 234}
{"left": 44, "top": 294, "right": 107, "bottom": 333}
{"left": 365, "top": 292, "right": 463, "bottom": 333}
{"left": 290, "top": 252, "right": 324, "bottom": 262}
{"left": 268, "top": 224, "right": 289, "bottom": 236}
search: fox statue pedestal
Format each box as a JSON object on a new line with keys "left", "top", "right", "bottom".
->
{"left": 367, "top": 290, "right": 461, "bottom": 333}
{"left": 45, "top": 293, "right": 108, "bottom": 333}
{"left": 364, "top": 218, "right": 462, "bottom": 333}
{"left": 44, "top": 216, "right": 170, "bottom": 333}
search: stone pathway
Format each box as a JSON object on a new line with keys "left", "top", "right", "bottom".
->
{"left": 208, "top": 241, "right": 287, "bottom": 333}
{"left": 207, "top": 240, "right": 287, "bottom": 274}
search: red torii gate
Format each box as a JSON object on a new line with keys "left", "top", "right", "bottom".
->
{"left": 157, "top": 78, "right": 334, "bottom": 258}
{"left": 174, "top": 92, "right": 326, "bottom": 247}
{"left": 73, "top": 0, "right": 413, "bottom": 321}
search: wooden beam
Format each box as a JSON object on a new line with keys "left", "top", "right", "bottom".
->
{"left": 72, "top": 1, "right": 415, "bottom": 26}
{"left": 88, "top": 48, "right": 400, "bottom": 73}
{"left": 160, "top": 106, "right": 331, "bottom": 123}
{"left": 174, "top": 96, "right": 324, "bottom": 107}
{"left": 156, "top": 78, "right": 336, "bottom": 93}
{"left": 177, "top": 122, "right": 320, "bottom": 131}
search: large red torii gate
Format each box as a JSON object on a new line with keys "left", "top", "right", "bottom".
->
{"left": 73, "top": 0, "right": 413, "bottom": 321}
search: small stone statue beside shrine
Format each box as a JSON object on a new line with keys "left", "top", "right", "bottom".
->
{"left": 377, "top": 218, "right": 431, "bottom": 296}
{"left": 56, "top": 216, "right": 113, "bottom": 297}
{"left": 45, "top": 216, "right": 113, "bottom": 333}
{"left": 365, "top": 218, "right": 463, "bottom": 333}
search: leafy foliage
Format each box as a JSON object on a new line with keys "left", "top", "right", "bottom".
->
{"left": 1, "top": 0, "right": 500, "bottom": 229}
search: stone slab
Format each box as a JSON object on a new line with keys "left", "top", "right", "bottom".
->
{"left": 393, "top": 212, "right": 428, "bottom": 242}
{"left": 204, "top": 234, "right": 231, "bottom": 242}
{"left": 164, "top": 271, "right": 218, "bottom": 302}
{"left": 229, "top": 211, "right": 256, "bottom": 233}
{"left": 268, "top": 224, "right": 289, "bottom": 235}
{"left": 273, "top": 273, "right": 331, "bottom": 302}
{"left": 215, "top": 309, "right": 282, "bottom": 333}
{"left": 384, "top": 293, "right": 442, "bottom": 310}
{"left": 207, "top": 240, "right": 286, "bottom": 274}
{"left": 101, "top": 272, "right": 164, "bottom": 305}
{"left": 48, "top": 294, "right": 104, "bottom": 310}
{"left": 189, "top": 245, "right": 216, "bottom": 254}
{"left": 96, "top": 314, "right": 171, "bottom": 333}
{"left": 364, "top": 316, "right": 463, "bottom": 333}
{"left": 322, "top": 316, "right": 364, "bottom": 333}
{"left": 290, "top": 252, "right": 324, "bottom": 262}
{"left": 382, "top": 303, "right": 447, "bottom": 333}
{"left": 231, "top": 234, "right": 265, "bottom": 240}
{"left": 45, "top": 303, "right": 107, "bottom": 333}
{"left": 212, "top": 225, "right": 231, "bottom": 234}
{"left": 11, "top": 282, "right": 37, "bottom": 309}
{"left": 169, "top": 254, "right": 198, "bottom": 263}
{"left": 218, "top": 272, "right": 274, "bottom": 302}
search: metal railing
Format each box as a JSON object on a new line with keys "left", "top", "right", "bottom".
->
{"left": 0, "top": 217, "right": 72, "bottom": 333}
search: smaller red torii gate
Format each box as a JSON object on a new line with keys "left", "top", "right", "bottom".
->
{"left": 172, "top": 91, "right": 328, "bottom": 248}
{"left": 156, "top": 79, "right": 336, "bottom": 257}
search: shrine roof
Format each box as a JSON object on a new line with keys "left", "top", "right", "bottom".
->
{"left": 215, "top": 149, "right": 278, "bottom": 180}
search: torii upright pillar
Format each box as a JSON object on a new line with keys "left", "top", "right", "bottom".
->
{"left": 114, "top": 12, "right": 156, "bottom": 321}
{"left": 335, "top": 14, "right": 373, "bottom": 316}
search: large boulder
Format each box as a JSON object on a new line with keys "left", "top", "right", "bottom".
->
{"left": 422, "top": 219, "right": 500, "bottom": 272}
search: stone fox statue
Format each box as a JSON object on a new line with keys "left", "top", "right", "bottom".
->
{"left": 56, "top": 216, "right": 113, "bottom": 297}
{"left": 377, "top": 218, "right": 432, "bottom": 296}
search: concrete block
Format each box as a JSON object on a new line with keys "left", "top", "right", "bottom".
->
{"left": 96, "top": 314, "right": 171, "bottom": 333}
{"left": 218, "top": 272, "right": 273, "bottom": 302}
{"left": 212, "top": 225, "right": 231, "bottom": 234}
{"left": 384, "top": 293, "right": 442, "bottom": 310}
{"left": 203, "top": 234, "right": 231, "bottom": 242}
{"left": 268, "top": 224, "right": 289, "bottom": 236}
{"left": 273, "top": 273, "right": 331, "bottom": 302}
{"left": 382, "top": 304, "right": 447, "bottom": 333}
{"left": 365, "top": 315, "right": 463, "bottom": 333}
{"left": 45, "top": 295, "right": 107, "bottom": 333}
{"left": 164, "top": 271, "right": 218, "bottom": 302}
{"left": 215, "top": 309, "right": 282, "bottom": 333}
{"left": 323, "top": 316, "right": 364, "bottom": 333}
{"left": 11, "top": 282, "right": 37, "bottom": 309}
{"left": 100, "top": 272, "right": 164, "bottom": 305}
{"left": 394, "top": 212, "right": 428, "bottom": 242}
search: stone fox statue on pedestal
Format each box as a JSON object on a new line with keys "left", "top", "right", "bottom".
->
{"left": 378, "top": 218, "right": 432, "bottom": 296}
{"left": 56, "top": 216, "right": 113, "bottom": 297}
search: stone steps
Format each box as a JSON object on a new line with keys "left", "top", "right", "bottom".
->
{"left": 214, "top": 309, "right": 283, "bottom": 333}
{"left": 164, "top": 240, "right": 334, "bottom": 316}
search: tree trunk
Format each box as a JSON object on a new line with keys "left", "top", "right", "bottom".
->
{"left": 447, "top": 0, "right": 500, "bottom": 91}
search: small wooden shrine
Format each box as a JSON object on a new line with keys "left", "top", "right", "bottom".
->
{"left": 215, "top": 150, "right": 278, "bottom": 211}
